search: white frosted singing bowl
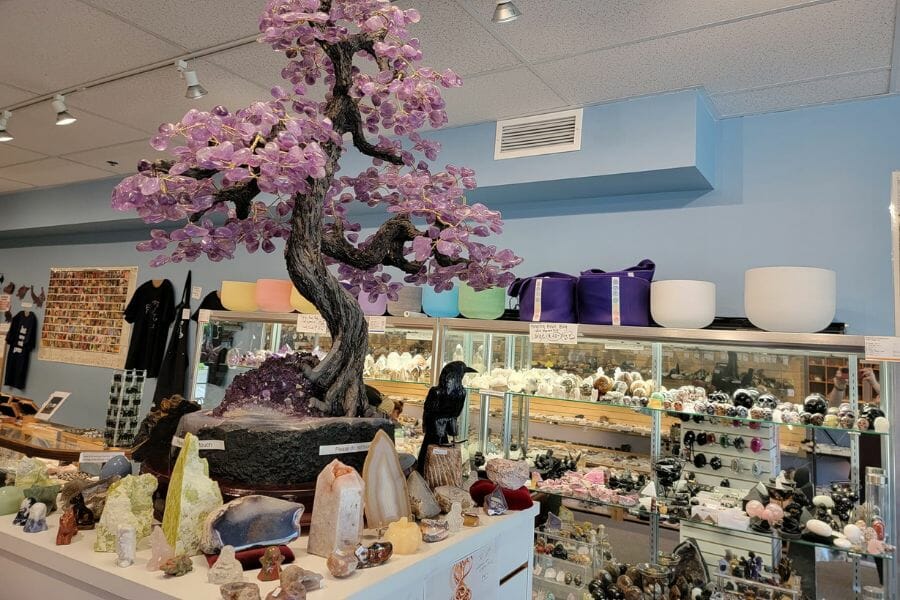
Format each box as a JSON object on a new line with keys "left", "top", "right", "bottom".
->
{"left": 745, "top": 267, "right": 835, "bottom": 333}
{"left": 650, "top": 280, "right": 716, "bottom": 328}
{"left": 221, "top": 281, "right": 258, "bottom": 312}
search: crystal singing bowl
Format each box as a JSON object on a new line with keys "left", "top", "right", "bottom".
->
{"left": 745, "top": 267, "right": 835, "bottom": 333}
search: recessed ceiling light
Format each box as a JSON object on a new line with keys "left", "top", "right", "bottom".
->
{"left": 52, "top": 94, "right": 77, "bottom": 126}
{"left": 0, "top": 111, "right": 13, "bottom": 142}
{"left": 492, "top": 0, "right": 522, "bottom": 23}
{"left": 176, "top": 60, "right": 208, "bottom": 100}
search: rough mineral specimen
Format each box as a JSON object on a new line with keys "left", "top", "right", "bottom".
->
{"left": 434, "top": 486, "right": 474, "bottom": 513}
{"left": 208, "top": 545, "right": 244, "bottom": 584}
{"left": 22, "top": 484, "right": 61, "bottom": 512}
{"left": 200, "top": 495, "right": 304, "bottom": 554}
{"left": 213, "top": 353, "right": 322, "bottom": 418}
{"left": 407, "top": 471, "right": 441, "bottom": 520}
{"left": 423, "top": 445, "right": 463, "bottom": 488}
{"left": 362, "top": 430, "right": 411, "bottom": 529}
{"left": 326, "top": 547, "right": 358, "bottom": 578}
{"left": 278, "top": 565, "right": 323, "bottom": 592}
{"left": 162, "top": 432, "right": 223, "bottom": 556}
{"left": 485, "top": 458, "right": 530, "bottom": 490}
{"left": 221, "top": 582, "right": 261, "bottom": 600}
{"left": 14, "top": 458, "right": 49, "bottom": 489}
{"left": 307, "top": 460, "right": 364, "bottom": 557}
{"left": 383, "top": 517, "right": 420, "bottom": 554}
{"left": 147, "top": 526, "right": 175, "bottom": 571}
{"left": 162, "top": 554, "right": 193, "bottom": 577}
{"left": 94, "top": 474, "right": 157, "bottom": 552}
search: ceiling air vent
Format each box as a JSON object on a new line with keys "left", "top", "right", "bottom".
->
{"left": 494, "top": 108, "right": 583, "bottom": 160}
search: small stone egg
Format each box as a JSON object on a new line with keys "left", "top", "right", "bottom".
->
{"left": 843, "top": 524, "right": 864, "bottom": 545}
{"left": 806, "top": 519, "right": 834, "bottom": 537}
{"left": 874, "top": 416, "right": 889, "bottom": 433}
{"left": 834, "top": 537, "right": 853, "bottom": 549}
{"left": 823, "top": 414, "right": 840, "bottom": 428}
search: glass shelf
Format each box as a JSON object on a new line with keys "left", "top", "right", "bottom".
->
{"left": 365, "top": 377, "right": 430, "bottom": 388}
{"left": 532, "top": 487, "right": 643, "bottom": 514}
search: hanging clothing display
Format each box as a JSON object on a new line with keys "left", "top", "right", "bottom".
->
{"left": 124, "top": 279, "right": 176, "bottom": 378}
{"left": 153, "top": 272, "right": 192, "bottom": 405}
{"left": 4, "top": 310, "right": 38, "bottom": 389}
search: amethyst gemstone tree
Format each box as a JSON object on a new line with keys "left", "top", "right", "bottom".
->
{"left": 112, "top": 0, "right": 521, "bottom": 418}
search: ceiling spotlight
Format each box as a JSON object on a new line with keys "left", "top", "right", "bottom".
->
{"left": 492, "top": 0, "right": 522, "bottom": 23}
{"left": 0, "top": 111, "right": 13, "bottom": 142}
{"left": 176, "top": 60, "right": 208, "bottom": 100}
{"left": 52, "top": 94, "right": 77, "bottom": 126}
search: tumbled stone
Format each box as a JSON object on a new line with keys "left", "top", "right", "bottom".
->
{"left": 162, "top": 432, "right": 223, "bottom": 556}
{"left": 485, "top": 458, "right": 530, "bottom": 490}
{"left": 308, "top": 460, "right": 364, "bottom": 558}
{"left": 354, "top": 541, "right": 392, "bottom": 568}
{"left": 407, "top": 471, "right": 441, "bottom": 520}
{"left": 327, "top": 547, "right": 358, "bottom": 578}
{"left": 434, "top": 485, "right": 474, "bottom": 513}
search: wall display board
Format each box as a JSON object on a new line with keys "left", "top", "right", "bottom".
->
{"left": 38, "top": 266, "right": 138, "bottom": 368}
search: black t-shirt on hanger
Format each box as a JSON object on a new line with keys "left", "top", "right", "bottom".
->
{"left": 4, "top": 311, "right": 37, "bottom": 389}
{"left": 124, "top": 279, "right": 176, "bottom": 378}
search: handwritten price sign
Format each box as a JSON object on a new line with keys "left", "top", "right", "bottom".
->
{"left": 529, "top": 322, "right": 579, "bottom": 345}
{"left": 296, "top": 314, "right": 329, "bottom": 335}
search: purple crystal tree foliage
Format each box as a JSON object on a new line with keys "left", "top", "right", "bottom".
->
{"left": 111, "top": 0, "right": 522, "bottom": 418}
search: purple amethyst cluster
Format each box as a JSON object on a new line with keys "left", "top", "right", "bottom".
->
{"left": 213, "top": 352, "right": 322, "bottom": 418}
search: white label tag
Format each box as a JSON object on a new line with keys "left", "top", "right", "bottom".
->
{"left": 611, "top": 277, "right": 621, "bottom": 326}
{"left": 79, "top": 451, "right": 126, "bottom": 464}
{"left": 319, "top": 441, "right": 371, "bottom": 456}
{"left": 0, "top": 323, "right": 9, "bottom": 335}
{"left": 865, "top": 336, "right": 900, "bottom": 361}
{"left": 181, "top": 308, "right": 191, "bottom": 320}
{"left": 191, "top": 286, "right": 203, "bottom": 300}
{"left": 171, "top": 436, "right": 225, "bottom": 450}
{"left": 405, "top": 331, "right": 433, "bottom": 341}
{"left": 296, "top": 313, "right": 329, "bottom": 335}
{"left": 367, "top": 315, "right": 387, "bottom": 334}
{"left": 432, "top": 448, "right": 449, "bottom": 455}
{"left": 529, "top": 322, "right": 578, "bottom": 344}
{"left": 533, "top": 279, "right": 543, "bottom": 322}
{"left": 198, "top": 309, "right": 211, "bottom": 322}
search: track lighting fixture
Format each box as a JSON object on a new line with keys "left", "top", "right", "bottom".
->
{"left": 0, "top": 111, "right": 12, "bottom": 142}
{"left": 176, "top": 60, "right": 208, "bottom": 100}
{"left": 492, "top": 0, "right": 522, "bottom": 23}
{"left": 52, "top": 94, "right": 77, "bottom": 126}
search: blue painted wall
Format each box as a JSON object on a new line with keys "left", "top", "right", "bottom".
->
{"left": 0, "top": 91, "right": 897, "bottom": 429}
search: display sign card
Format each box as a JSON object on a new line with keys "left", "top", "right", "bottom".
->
{"left": 529, "top": 322, "right": 578, "bottom": 344}
{"left": 191, "top": 286, "right": 203, "bottom": 300}
{"left": 865, "top": 336, "right": 900, "bottom": 362}
{"left": 79, "top": 451, "right": 126, "bottom": 464}
{"left": 171, "top": 436, "right": 226, "bottom": 450}
{"left": 296, "top": 313, "right": 329, "bottom": 335}
{"left": 319, "top": 441, "right": 371, "bottom": 456}
{"left": 367, "top": 315, "right": 387, "bottom": 334}
{"left": 36, "top": 391, "right": 70, "bottom": 421}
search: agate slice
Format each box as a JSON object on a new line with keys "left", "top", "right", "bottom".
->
{"left": 407, "top": 471, "right": 441, "bottom": 520}
{"left": 200, "top": 495, "right": 304, "bottom": 554}
{"left": 362, "top": 430, "right": 411, "bottom": 529}
{"left": 307, "top": 460, "right": 364, "bottom": 558}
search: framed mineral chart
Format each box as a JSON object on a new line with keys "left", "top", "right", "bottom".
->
{"left": 39, "top": 266, "right": 138, "bottom": 368}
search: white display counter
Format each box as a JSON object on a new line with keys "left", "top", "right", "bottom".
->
{"left": 0, "top": 503, "right": 537, "bottom": 600}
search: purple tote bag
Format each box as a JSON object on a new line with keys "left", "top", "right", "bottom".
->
{"left": 508, "top": 272, "right": 578, "bottom": 323}
{"left": 577, "top": 259, "right": 655, "bottom": 326}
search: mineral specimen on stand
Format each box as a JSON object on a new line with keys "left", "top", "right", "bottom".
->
{"left": 220, "top": 582, "right": 261, "bottom": 600}
{"left": 94, "top": 474, "right": 157, "bottom": 552}
{"left": 162, "top": 432, "right": 223, "bottom": 556}
{"left": 383, "top": 517, "right": 420, "bottom": 554}
{"left": 57, "top": 507, "right": 78, "bottom": 545}
{"left": 307, "top": 460, "right": 364, "bottom": 557}
{"left": 326, "top": 547, "right": 358, "bottom": 578}
{"left": 485, "top": 458, "right": 530, "bottom": 489}
{"left": 14, "top": 457, "right": 49, "bottom": 489}
{"left": 407, "top": 471, "right": 441, "bottom": 520}
{"left": 420, "top": 518, "right": 450, "bottom": 542}
{"left": 116, "top": 524, "right": 137, "bottom": 567}
{"left": 162, "top": 554, "right": 194, "bottom": 577}
{"left": 23, "top": 502, "right": 47, "bottom": 533}
{"left": 213, "top": 353, "right": 322, "bottom": 418}
{"left": 257, "top": 546, "right": 283, "bottom": 581}
{"left": 423, "top": 445, "right": 463, "bottom": 488}
{"left": 354, "top": 541, "right": 393, "bottom": 568}
{"left": 434, "top": 486, "right": 474, "bottom": 513}
{"left": 200, "top": 495, "right": 304, "bottom": 554}
{"left": 362, "top": 430, "right": 411, "bottom": 529}
{"left": 208, "top": 545, "right": 244, "bottom": 584}
{"left": 147, "top": 526, "right": 175, "bottom": 571}
{"left": 278, "top": 565, "right": 323, "bottom": 592}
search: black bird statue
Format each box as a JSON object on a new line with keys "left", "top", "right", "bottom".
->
{"left": 416, "top": 361, "right": 476, "bottom": 473}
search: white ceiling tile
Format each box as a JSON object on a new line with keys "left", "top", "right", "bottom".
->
{"left": 0, "top": 102, "right": 147, "bottom": 156}
{"left": 81, "top": 0, "right": 266, "bottom": 50}
{"left": 442, "top": 67, "right": 569, "bottom": 126}
{"left": 205, "top": 43, "right": 297, "bottom": 91}
{"left": 0, "top": 143, "right": 46, "bottom": 168}
{"left": 68, "top": 59, "right": 270, "bottom": 134}
{"left": 459, "top": 0, "right": 827, "bottom": 62}
{"left": 394, "top": 0, "right": 520, "bottom": 76}
{"left": 0, "top": 178, "right": 34, "bottom": 194}
{"left": 0, "top": 83, "right": 36, "bottom": 108}
{"left": 0, "top": 158, "right": 114, "bottom": 187}
{"left": 712, "top": 69, "right": 891, "bottom": 117}
{"left": 62, "top": 139, "right": 169, "bottom": 175}
{"left": 532, "top": 0, "right": 895, "bottom": 105}
{"left": 0, "top": 0, "right": 181, "bottom": 94}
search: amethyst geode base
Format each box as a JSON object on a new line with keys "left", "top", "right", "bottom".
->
{"left": 176, "top": 412, "right": 393, "bottom": 486}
